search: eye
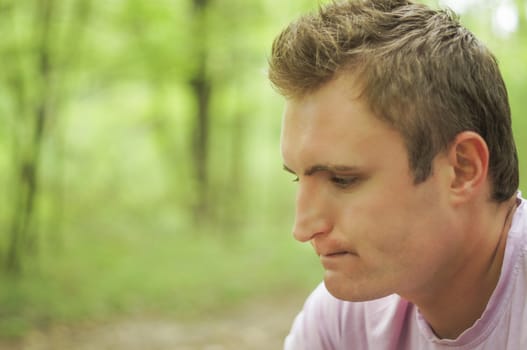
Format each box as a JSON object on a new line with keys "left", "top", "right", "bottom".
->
{"left": 330, "top": 175, "right": 357, "bottom": 188}
{"left": 292, "top": 176, "right": 299, "bottom": 183}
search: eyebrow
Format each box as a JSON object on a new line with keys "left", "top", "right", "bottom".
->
{"left": 282, "top": 164, "right": 360, "bottom": 176}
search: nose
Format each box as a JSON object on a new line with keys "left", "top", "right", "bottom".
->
{"left": 292, "top": 181, "right": 332, "bottom": 242}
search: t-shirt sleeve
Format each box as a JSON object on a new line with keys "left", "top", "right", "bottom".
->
{"left": 284, "top": 283, "right": 342, "bottom": 350}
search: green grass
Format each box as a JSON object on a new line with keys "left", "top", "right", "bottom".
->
{"left": 0, "top": 216, "right": 321, "bottom": 339}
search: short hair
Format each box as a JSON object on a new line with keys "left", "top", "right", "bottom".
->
{"left": 269, "top": 0, "right": 519, "bottom": 202}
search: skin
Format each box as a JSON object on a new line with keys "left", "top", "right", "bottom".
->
{"left": 280, "top": 74, "right": 518, "bottom": 339}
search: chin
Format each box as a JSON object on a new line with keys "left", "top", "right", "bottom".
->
{"left": 324, "top": 274, "right": 389, "bottom": 302}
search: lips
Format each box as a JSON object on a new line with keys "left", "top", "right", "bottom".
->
{"left": 319, "top": 251, "right": 356, "bottom": 269}
{"left": 312, "top": 239, "right": 358, "bottom": 270}
{"left": 319, "top": 250, "right": 355, "bottom": 258}
{"left": 314, "top": 245, "right": 357, "bottom": 257}
{"left": 312, "top": 238, "right": 357, "bottom": 261}
{"left": 322, "top": 251, "right": 350, "bottom": 257}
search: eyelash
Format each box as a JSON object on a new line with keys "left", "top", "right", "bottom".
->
{"left": 330, "top": 176, "right": 357, "bottom": 188}
{"left": 291, "top": 175, "right": 357, "bottom": 188}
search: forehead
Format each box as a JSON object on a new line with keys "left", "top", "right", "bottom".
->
{"left": 280, "top": 76, "right": 407, "bottom": 168}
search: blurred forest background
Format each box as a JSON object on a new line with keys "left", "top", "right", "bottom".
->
{"left": 0, "top": 0, "right": 526, "bottom": 343}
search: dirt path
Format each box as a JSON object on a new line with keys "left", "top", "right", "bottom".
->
{"left": 0, "top": 297, "right": 304, "bottom": 350}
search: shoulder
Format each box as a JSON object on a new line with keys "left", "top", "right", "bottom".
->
{"left": 509, "top": 195, "right": 527, "bottom": 290}
{"left": 508, "top": 196, "right": 527, "bottom": 260}
{"left": 494, "top": 195, "right": 527, "bottom": 348}
{"left": 284, "top": 283, "right": 412, "bottom": 350}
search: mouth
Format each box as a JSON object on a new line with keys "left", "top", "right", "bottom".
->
{"left": 320, "top": 251, "right": 355, "bottom": 261}
{"left": 318, "top": 250, "right": 357, "bottom": 269}
{"left": 322, "top": 251, "right": 350, "bottom": 257}
{"left": 317, "top": 248, "right": 357, "bottom": 257}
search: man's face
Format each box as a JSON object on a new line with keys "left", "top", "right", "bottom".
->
{"left": 280, "top": 75, "right": 461, "bottom": 302}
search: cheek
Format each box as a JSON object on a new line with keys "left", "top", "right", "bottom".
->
{"left": 338, "top": 196, "right": 409, "bottom": 256}
{"left": 336, "top": 171, "right": 449, "bottom": 250}
{"left": 338, "top": 191, "right": 435, "bottom": 258}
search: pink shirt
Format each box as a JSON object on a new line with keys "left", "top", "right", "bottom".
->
{"left": 285, "top": 196, "right": 527, "bottom": 349}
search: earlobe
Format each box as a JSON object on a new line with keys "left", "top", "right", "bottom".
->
{"left": 448, "top": 131, "right": 489, "bottom": 202}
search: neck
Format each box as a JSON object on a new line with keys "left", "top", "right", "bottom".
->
{"left": 410, "top": 197, "right": 518, "bottom": 339}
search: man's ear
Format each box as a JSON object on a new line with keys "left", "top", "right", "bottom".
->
{"left": 447, "top": 131, "right": 489, "bottom": 203}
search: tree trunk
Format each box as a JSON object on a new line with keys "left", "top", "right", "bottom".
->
{"left": 5, "top": 0, "right": 54, "bottom": 273}
{"left": 516, "top": 0, "right": 526, "bottom": 35}
{"left": 190, "top": 0, "right": 211, "bottom": 220}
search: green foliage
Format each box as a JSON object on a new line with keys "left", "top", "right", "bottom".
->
{"left": 0, "top": 219, "right": 321, "bottom": 338}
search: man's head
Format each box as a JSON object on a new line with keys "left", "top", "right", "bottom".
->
{"left": 269, "top": 0, "right": 518, "bottom": 202}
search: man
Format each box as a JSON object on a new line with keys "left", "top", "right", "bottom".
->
{"left": 268, "top": 0, "right": 526, "bottom": 349}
